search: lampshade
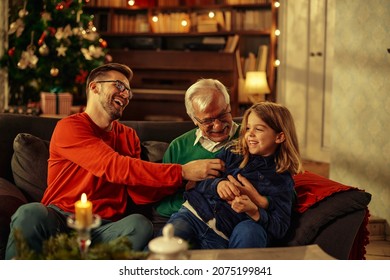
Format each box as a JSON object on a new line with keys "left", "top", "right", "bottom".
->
{"left": 244, "top": 71, "right": 271, "bottom": 103}
{"left": 245, "top": 71, "right": 270, "bottom": 94}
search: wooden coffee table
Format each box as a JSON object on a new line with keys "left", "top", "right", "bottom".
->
{"left": 188, "top": 244, "right": 335, "bottom": 260}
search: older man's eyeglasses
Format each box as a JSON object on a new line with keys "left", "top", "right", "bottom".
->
{"left": 193, "top": 110, "right": 231, "bottom": 127}
{"left": 95, "top": 80, "right": 132, "bottom": 97}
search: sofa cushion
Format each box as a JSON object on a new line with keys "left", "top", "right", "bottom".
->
{"left": 11, "top": 133, "right": 50, "bottom": 202}
{"left": 141, "top": 141, "right": 169, "bottom": 163}
{"left": 293, "top": 171, "right": 354, "bottom": 213}
{"left": 287, "top": 189, "right": 371, "bottom": 246}
{"left": 280, "top": 171, "right": 372, "bottom": 246}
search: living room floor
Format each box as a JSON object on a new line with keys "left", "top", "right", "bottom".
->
{"left": 302, "top": 159, "right": 390, "bottom": 260}
{"left": 365, "top": 240, "right": 390, "bottom": 260}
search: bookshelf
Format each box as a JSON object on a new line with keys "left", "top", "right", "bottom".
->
{"left": 84, "top": 0, "right": 278, "bottom": 120}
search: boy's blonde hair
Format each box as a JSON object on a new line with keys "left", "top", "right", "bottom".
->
{"left": 232, "top": 102, "right": 303, "bottom": 175}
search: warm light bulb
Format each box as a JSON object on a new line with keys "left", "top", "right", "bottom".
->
{"left": 152, "top": 16, "right": 158, "bottom": 22}
{"left": 208, "top": 11, "right": 215, "bottom": 18}
{"left": 274, "top": 29, "right": 280, "bottom": 36}
{"left": 181, "top": 20, "right": 188, "bottom": 27}
{"left": 274, "top": 2, "right": 280, "bottom": 8}
{"left": 274, "top": 59, "right": 281, "bottom": 67}
{"left": 128, "top": 0, "right": 135, "bottom": 6}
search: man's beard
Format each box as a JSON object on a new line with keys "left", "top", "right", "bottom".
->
{"left": 102, "top": 99, "right": 122, "bottom": 120}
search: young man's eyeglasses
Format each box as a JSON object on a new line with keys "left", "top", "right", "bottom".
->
{"left": 193, "top": 110, "right": 231, "bottom": 127}
{"left": 95, "top": 80, "right": 133, "bottom": 98}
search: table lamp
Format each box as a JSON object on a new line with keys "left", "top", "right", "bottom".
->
{"left": 244, "top": 71, "right": 271, "bottom": 103}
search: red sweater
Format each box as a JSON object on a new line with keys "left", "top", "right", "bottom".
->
{"left": 41, "top": 113, "right": 182, "bottom": 221}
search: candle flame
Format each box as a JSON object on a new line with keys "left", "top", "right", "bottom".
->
{"left": 81, "top": 193, "right": 87, "bottom": 203}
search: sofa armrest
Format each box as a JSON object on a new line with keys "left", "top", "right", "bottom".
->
{"left": 0, "top": 178, "right": 28, "bottom": 202}
{"left": 0, "top": 177, "right": 28, "bottom": 259}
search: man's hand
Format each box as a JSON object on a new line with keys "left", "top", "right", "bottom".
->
{"left": 181, "top": 159, "right": 225, "bottom": 181}
{"left": 227, "top": 174, "right": 269, "bottom": 209}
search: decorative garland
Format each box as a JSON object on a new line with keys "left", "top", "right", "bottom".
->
{"left": 13, "top": 230, "right": 149, "bottom": 260}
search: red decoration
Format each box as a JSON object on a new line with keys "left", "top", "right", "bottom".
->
{"left": 75, "top": 69, "right": 89, "bottom": 84}
{"left": 48, "top": 27, "right": 56, "bottom": 36}
{"left": 56, "top": 0, "right": 73, "bottom": 10}
{"left": 64, "top": 0, "right": 74, "bottom": 8}
{"left": 99, "top": 39, "right": 107, "bottom": 48}
{"left": 56, "top": 3, "right": 64, "bottom": 10}
{"left": 8, "top": 47, "right": 15, "bottom": 57}
{"left": 38, "top": 31, "right": 47, "bottom": 46}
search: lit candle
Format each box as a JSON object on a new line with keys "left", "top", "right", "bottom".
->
{"left": 75, "top": 193, "right": 93, "bottom": 228}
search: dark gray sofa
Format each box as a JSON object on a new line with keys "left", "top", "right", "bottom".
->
{"left": 0, "top": 113, "right": 372, "bottom": 260}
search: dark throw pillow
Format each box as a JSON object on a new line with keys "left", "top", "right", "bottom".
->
{"left": 274, "top": 171, "right": 372, "bottom": 248}
{"left": 141, "top": 141, "right": 169, "bottom": 163}
{"left": 285, "top": 189, "right": 372, "bottom": 246}
{"left": 11, "top": 133, "right": 50, "bottom": 202}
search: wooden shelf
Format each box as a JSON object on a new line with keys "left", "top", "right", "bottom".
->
{"left": 84, "top": 0, "right": 277, "bottom": 120}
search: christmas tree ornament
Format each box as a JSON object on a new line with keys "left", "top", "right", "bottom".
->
{"left": 81, "top": 45, "right": 104, "bottom": 60}
{"left": 82, "top": 30, "right": 98, "bottom": 41}
{"left": 105, "top": 54, "right": 113, "bottom": 63}
{"left": 56, "top": 3, "right": 65, "bottom": 11}
{"left": 55, "top": 24, "right": 73, "bottom": 40}
{"left": 56, "top": 44, "right": 68, "bottom": 56}
{"left": 18, "top": 1, "right": 29, "bottom": 18}
{"left": 8, "top": 18, "right": 25, "bottom": 37}
{"left": 39, "top": 44, "right": 49, "bottom": 56}
{"left": 99, "top": 39, "right": 107, "bottom": 48}
{"left": 18, "top": 9, "right": 29, "bottom": 18}
{"left": 18, "top": 33, "right": 39, "bottom": 69}
{"left": 8, "top": 47, "right": 15, "bottom": 57}
{"left": 48, "top": 27, "right": 56, "bottom": 36}
{"left": 17, "top": 49, "right": 38, "bottom": 70}
{"left": 41, "top": 11, "right": 52, "bottom": 23}
{"left": 50, "top": 67, "right": 59, "bottom": 77}
{"left": 38, "top": 31, "right": 47, "bottom": 46}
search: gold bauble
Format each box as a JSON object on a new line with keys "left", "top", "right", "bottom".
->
{"left": 50, "top": 67, "right": 59, "bottom": 77}
{"left": 39, "top": 44, "right": 49, "bottom": 56}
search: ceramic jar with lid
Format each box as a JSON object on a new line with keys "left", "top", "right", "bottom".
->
{"left": 148, "top": 223, "right": 189, "bottom": 260}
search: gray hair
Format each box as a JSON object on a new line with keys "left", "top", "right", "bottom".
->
{"left": 184, "top": 79, "right": 230, "bottom": 118}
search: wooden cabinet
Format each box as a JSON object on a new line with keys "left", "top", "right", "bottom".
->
{"left": 84, "top": 0, "right": 277, "bottom": 120}
{"left": 278, "top": 0, "right": 334, "bottom": 162}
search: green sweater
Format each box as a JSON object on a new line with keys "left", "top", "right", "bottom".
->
{"left": 155, "top": 127, "right": 239, "bottom": 217}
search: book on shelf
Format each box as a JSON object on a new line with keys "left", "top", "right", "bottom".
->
{"left": 243, "top": 52, "right": 257, "bottom": 76}
{"left": 224, "top": 11, "right": 232, "bottom": 32}
{"left": 223, "top": 34, "right": 239, "bottom": 53}
{"left": 236, "top": 49, "right": 250, "bottom": 103}
{"left": 256, "top": 45, "right": 269, "bottom": 71}
{"left": 196, "top": 13, "right": 218, "bottom": 33}
{"left": 234, "top": 10, "right": 272, "bottom": 32}
{"left": 202, "top": 37, "right": 226, "bottom": 45}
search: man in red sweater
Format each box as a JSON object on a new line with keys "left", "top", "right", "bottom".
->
{"left": 5, "top": 63, "right": 224, "bottom": 259}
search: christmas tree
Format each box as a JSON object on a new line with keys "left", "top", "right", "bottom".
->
{"left": 0, "top": 0, "right": 108, "bottom": 106}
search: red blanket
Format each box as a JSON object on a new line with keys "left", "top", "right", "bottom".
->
{"left": 293, "top": 171, "right": 370, "bottom": 259}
